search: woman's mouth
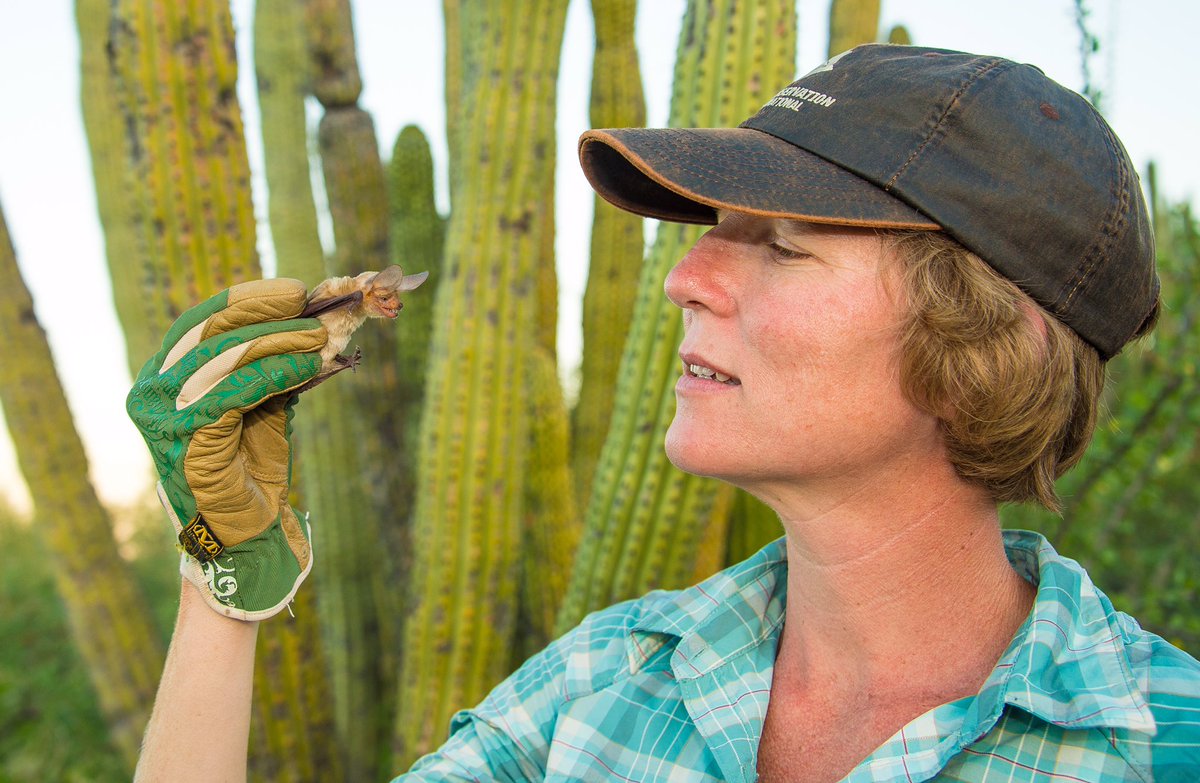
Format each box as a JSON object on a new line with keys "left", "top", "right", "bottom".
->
{"left": 684, "top": 362, "right": 740, "bottom": 385}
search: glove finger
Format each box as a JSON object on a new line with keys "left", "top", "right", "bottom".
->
{"left": 156, "top": 279, "right": 309, "bottom": 376}
{"left": 160, "top": 318, "right": 326, "bottom": 408}
{"left": 185, "top": 351, "right": 324, "bottom": 420}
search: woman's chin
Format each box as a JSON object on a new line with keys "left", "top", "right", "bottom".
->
{"left": 665, "top": 425, "right": 732, "bottom": 479}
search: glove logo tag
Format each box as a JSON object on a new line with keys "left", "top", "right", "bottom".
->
{"left": 180, "top": 515, "right": 225, "bottom": 563}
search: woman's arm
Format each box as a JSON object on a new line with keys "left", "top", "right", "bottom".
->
{"left": 133, "top": 581, "right": 260, "bottom": 783}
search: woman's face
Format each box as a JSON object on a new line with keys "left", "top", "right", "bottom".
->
{"left": 663, "top": 211, "right": 942, "bottom": 507}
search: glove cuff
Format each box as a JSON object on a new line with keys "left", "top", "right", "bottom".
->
{"left": 157, "top": 483, "right": 314, "bottom": 621}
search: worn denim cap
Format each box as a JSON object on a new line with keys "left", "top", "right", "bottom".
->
{"left": 579, "top": 44, "right": 1158, "bottom": 360}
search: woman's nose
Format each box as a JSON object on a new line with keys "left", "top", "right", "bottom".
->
{"left": 664, "top": 228, "right": 738, "bottom": 315}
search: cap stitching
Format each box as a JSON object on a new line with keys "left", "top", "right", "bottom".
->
{"left": 1055, "top": 109, "right": 1127, "bottom": 337}
{"left": 885, "top": 58, "right": 1010, "bottom": 191}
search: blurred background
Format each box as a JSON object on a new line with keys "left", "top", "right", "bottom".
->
{"left": 0, "top": 1, "right": 1196, "bottom": 780}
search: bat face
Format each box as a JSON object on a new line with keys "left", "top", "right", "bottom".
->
{"left": 364, "top": 266, "right": 429, "bottom": 319}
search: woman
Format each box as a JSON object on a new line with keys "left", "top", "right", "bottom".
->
{"left": 133, "top": 45, "right": 1197, "bottom": 781}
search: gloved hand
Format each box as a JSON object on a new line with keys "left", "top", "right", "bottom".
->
{"left": 127, "top": 278, "right": 328, "bottom": 621}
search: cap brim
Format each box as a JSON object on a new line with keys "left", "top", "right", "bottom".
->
{"left": 579, "top": 127, "right": 940, "bottom": 230}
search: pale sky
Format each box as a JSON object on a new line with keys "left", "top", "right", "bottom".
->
{"left": 0, "top": 0, "right": 1197, "bottom": 514}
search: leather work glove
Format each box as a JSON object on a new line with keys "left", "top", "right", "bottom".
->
{"left": 127, "top": 278, "right": 327, "bottom": 621}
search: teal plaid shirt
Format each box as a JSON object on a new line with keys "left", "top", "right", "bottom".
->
{"left": 397, "top": 531, "right": 1200, "bottom": 781}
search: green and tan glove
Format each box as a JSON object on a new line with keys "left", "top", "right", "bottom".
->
{"left": 127, "top": 278, "right": 327, "bottom": 621}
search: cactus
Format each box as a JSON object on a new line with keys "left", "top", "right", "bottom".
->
{"left": 557, "top": 0, "right": 797, "bottom": 633}
{"left": 108, "top": 0, "right": 260, "bottom": 326}
{"left": 249, "top": 583, "right": 343, "bottom": 782}
{"left": 827, "top": 0, "right": 881, "bottom": 57}
{"left": 75, "top": 0, "right": 153, "bottom": 376}
{"left": 249, "top": 1, "right": 341, "bottom": 778}
{"left": 297, "top": 1, "right": 398, "bottom": 777}
{"left": 393, "top": 0, "right": 570, "bottom": 766}
{"left": 887, "top": 24, "right": 912, "bottom": 45}
{"left": 254, "top": 0, "right": 325, "bottom": 284}
{"left": 0, "top": 198, "right": 164, "bottom": 771}
{"left": 517, "top": 347, "right": 582, "bottom": 663}
{"left": 725, "top": 490, "right": 783, "bottom": 565}
{"left": 571, "top": 0, "right": 647, "bottom": 510}
{"left": 383, "top": 125, "right": 444, "bottom": 570}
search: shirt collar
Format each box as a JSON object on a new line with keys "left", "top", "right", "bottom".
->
{"left": 628, "top": 537, "right": 788, "bottom": 678}
{"left": 624, "top": 529, "right": 1156, "bottom": 733}
{"left": 982, "top": 529, "right": 1156, "bottom": 734}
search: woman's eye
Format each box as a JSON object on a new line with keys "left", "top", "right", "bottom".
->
{"left": 768, "top": 240, "right": 809, "bottom": 260}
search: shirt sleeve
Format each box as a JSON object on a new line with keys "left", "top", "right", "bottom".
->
{"left": 389, "top": 621, "right": 585, "bottom": 781}
{"left": 392, "top": 715, "right": 543, "bottom": 782}
{"left": 389, "top": 599, "right": 645, "bottom": 781}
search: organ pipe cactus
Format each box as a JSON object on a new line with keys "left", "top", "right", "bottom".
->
{"left": 255, "top": 0, "right": 325, "bottom": 285}
{"left": 571, "top": 0, "right": 647, "bottom": 510}
{"left": 0, "top": 198, "right": 164, "bottom": 771}
{"left": 827, "top": 0, "right": 881, "bottom": 57}
{"left": 557, "top": 0, "right": 797, "bottom": 633}
{"left": 384, "top": 125, "right": 444, "bottom": 571}
{"left": 108, "top": 0, "right": 260, "bottom": 325}
{"left": 394, "top": 0, "right": 570, "bottom": 766}
{"left": 250, "top": 0, "right": 341, "bottom": 778}
{"left": 75, "top": 0, "right": 150, "bottom": 376}
{"left": 888, "top": 24, "right": 913, "bottom": 45}
{"left": 299, "top": 1, "right": 397, "bottom": 777}
{"left": 517, "top": 347, "right": 582, "bottom": 662}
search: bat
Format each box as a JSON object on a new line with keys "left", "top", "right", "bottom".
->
{"left": 292, "top": 265, "right": 429, "bottom": 392}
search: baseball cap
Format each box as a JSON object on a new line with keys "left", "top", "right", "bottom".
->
{"left": 578, "top": 44, "right": 1158, "bottom": 359}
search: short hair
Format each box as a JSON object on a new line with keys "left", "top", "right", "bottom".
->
{"left": 885, "top": 230, "right": 1137, "bottom": 512}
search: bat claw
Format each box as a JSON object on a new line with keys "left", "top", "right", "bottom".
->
{"left": 335, "top": 346, "right": 363, "bottom": 372}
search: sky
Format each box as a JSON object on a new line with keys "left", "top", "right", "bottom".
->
{"left": 0, "top": 0, "right": 1197, "bottom": 515}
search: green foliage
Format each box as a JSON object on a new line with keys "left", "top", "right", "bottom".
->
{"left": 0, "top": 503, "right": 173, "bottom": 783}
{"left": 1002, "top": 181, "right": 1200, "bottom": 654}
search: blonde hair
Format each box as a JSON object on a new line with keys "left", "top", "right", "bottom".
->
{"left": 887, "top": 231, "right": 1110, "bottom": 512}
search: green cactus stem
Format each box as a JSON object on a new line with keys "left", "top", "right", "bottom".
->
{"left": 393, "top": 0, "right": 570, "bottom": 766}
{"left": 249, "top": 0, "right": 342, "bottom": 778}
{"left": 75, "top": 0, "right": 153, "bottom": 376}
{"left": 108, "top": 0, "right": 260, "bottom": 326}
{"left": 827, "top": 0, "right": 881, "bottom": 57}
{"left": 571, "top": 0, "right": 647, "bottom": 511}
{"left": 383, "top": 125, "right": 444, "bottom": 570}
{"left": 887, "top": 24, "right": 913, "bottom": 45}
{"left": 299, "top": 2, "right": 398, "bottom": 777}
{"left": 517, "top": 347, "right": 582, "bottom": 663}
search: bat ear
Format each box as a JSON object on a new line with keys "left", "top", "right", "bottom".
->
{"left": 367, "top": 265, "right": 405, "bottom": 291}
{"left": 398, "top": 270, "right": 429, "bottom": 291}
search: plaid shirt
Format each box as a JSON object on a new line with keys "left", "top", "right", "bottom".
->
{"left": 397, "top": 530, "right": 1200, "bottom": 782}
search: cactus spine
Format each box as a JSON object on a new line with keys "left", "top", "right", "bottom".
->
{"left": 394, "top": 0, "right": 570, "bottom": 765}
{"left": 827, "top": 0, "right": 881, "bottom": 57}
{"left": 557, "top": 0, "right": 797, "bottom": 633}
{"left": 108, "top": 0, "right": 260, "bottom": 325}
{"left": 0, "top": 199, "right": 164, "bottom": 771}
{"left": 249, "top": 1, "right": 341, "bottom": 778}
{"left": 571, "top": 0, "right": 647, "bottom": 510}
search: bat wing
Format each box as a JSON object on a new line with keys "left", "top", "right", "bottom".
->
{"left": 300, "top": 290, "right": 363, "bottom": 318}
